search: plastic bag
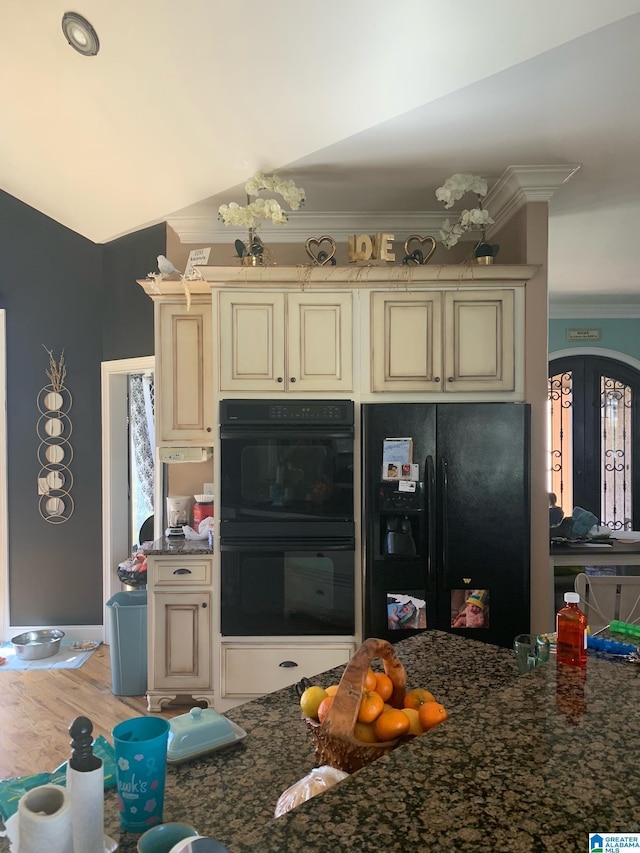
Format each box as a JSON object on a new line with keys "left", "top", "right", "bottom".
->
{"left": 572, "top": 506, "right": 598, "bottom": 537}
{"left": 274, "top": 765, "right": 349, "bottom": 817}
{"left": 0, "top": 735, "right": 116, "bottom": 821}
{"left": 183, "top": 517, "right": 214, "bottom": 540}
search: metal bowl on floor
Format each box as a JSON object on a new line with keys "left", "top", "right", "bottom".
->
{"left": 11, "top": 629, "right": 65, "bottom": 660}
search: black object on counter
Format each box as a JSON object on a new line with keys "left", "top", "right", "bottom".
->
{"left": 69, "top": 716, "right": 102, "bottom": 772}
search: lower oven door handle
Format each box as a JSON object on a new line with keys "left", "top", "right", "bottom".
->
{"left": 219, "top": 537, "right": 355, "bottom": 551}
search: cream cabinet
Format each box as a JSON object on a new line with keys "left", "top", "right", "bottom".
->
{"left": 371, "top": 288, "right": 515, "bottom": 393}
{"left": 146, "top": 555, "right": 214, "bottom": 711}
{"left": 156, "top": 300, "right": 213, "bottom": 443}
{"left": 218, "top": 291, "right": 353, "bottom": 392}
{"left": 220, "top": 642, "right": 354, "bottom": 699}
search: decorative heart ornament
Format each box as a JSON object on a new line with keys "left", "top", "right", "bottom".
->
{"left": 403, "top": 235, "right": 437, "bottom": 264}
{"left": 305, "top": 236, "right": 337, "bottom": 266}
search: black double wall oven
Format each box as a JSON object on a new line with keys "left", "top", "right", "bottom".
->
{"left": 219, "top": 400, "right": 355, "bottom": 637}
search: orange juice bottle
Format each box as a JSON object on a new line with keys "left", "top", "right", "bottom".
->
{"left": 556, "top": 592, "right": 587, "bottom": 667}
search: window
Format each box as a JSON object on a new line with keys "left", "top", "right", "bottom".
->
{"left": 548, "top": 356, "right": 639, "bottom": 530}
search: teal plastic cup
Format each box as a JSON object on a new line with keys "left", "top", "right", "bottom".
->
{"left": 113, "top": 716, "right": 170, "bottom": 833}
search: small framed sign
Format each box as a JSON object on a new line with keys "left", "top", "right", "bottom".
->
{"left": 185, "top": 247, "right": 211, "bottom": 277}
{"left": 566, "top": 328, "right": 600, "bottom": 342}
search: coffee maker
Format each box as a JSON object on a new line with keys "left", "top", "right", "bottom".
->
{"left": 166, "top": 496, "right": 192, "bottom": 536}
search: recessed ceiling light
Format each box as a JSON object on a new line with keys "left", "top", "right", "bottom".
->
{"left": 61, "top": 12, "right": 100, "bottom": 56}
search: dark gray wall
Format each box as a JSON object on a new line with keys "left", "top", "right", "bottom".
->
{"left": 0, "top": 190, "right": 164, "bottom": 626}
{"left": 103, "top": 227, "right": 160, "bottom": 361}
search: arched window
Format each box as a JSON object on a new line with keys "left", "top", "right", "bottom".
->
{"left": 548, "top": 355, "right": 640, "bottom": 530}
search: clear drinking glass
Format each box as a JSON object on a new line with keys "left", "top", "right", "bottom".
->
{"left": 513, "top": 633, "right": 551, "bottom": 674}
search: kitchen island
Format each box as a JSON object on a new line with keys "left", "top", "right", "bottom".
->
{"left": 3, "top": 631, "right": 639, "bottom": 852}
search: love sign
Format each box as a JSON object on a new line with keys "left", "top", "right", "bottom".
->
{"left": 348, "top": 233, "right": 395, "bottom": 263}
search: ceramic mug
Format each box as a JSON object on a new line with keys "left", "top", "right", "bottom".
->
{"left": 137, "top": 822, "right": 199, "bottom": 853}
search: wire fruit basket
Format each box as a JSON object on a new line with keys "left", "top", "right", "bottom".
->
{"left": 301, "top": 637, "right": 408, "bottom": 773}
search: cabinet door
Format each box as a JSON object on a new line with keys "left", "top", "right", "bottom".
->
{"left": 370, "top": 291, "right": 442, "bottom": 392}
{"left": 151, "top": 591, "right": 211, "bottom": 689}
{"left": 157, "top": 302, "right": 213, "bottom": 442}
{"left": 287, "top": 292, "right": 353, "bottom": 391}
{"left": 443, "top": 289, "right": 515, "bottom": 391}
{"left": 218, "top": 292, "right": 286, "bottom": 391}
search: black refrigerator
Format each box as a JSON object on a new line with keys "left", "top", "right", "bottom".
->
{"left": 362, "top": 402, "right": 531, "bottom": 648}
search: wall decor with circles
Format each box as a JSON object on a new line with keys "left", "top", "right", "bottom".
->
{"left": 37, "top": 347, "right": 74, "bottom": 523}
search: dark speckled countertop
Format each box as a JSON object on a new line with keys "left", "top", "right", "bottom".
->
{"left": 2, "top": 631, "right": 639, "bottom": 852}
{"left": 143, "top": 536, "right": 213, "bottom": 556}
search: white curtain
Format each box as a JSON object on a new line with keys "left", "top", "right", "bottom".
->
{"left": 129, "top": 373, "right": 154, "bottom": 542}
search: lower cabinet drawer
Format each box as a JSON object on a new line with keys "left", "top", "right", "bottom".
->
{"left": 152, "top": 559, "right": 211, "bottom": 586}
{"left": 222, "top": 644, "right": 353, "bottom": 697}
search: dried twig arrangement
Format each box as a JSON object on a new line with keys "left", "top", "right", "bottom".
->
{"left": 43, "top": 346, "right": 66, "bottom": 392}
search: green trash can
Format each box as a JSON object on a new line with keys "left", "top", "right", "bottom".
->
{"left": 106, "top": 589, "right": 147, "bottom": 696}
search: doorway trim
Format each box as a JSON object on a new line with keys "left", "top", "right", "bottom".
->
{"left": 550, "top": 346, "right": 640, "bottom": 374}
{"left": 101, "top": 356, "right": 154, "bottom": 643}
{"left": 0, "top": 312, "right": 7, "bottom": 642}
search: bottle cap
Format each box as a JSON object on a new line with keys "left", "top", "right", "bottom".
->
{"left": 564, "top": 592, "right": 580, "bottom": 604}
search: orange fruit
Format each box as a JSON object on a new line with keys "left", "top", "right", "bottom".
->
{"left": 374, "top": 708, "right": 411, "bottom": 742}
{"left": 357, "top": 689, "right": 384, "bottom": 724}
{"left": 403, "top": 687, "right": 436, "bottom": 710}
{"left": 400, "top": 707, "right": 422, "bottom": 736}
{"left": 418, "top": 701, "right": 448, "bottom": 731}
{"left": 364, "top": 668, "right": 377, "bottom": 691}
{"left": 325, "top": 684, "right": 339, "bottom": 696}
{"left": 353, "top": 721, "right": 378, "bottom": 743}
{"left": 317, "top": 695, "right": 334, "bottom": 724}
{"left": 374, "top": 672, "right": 393, "bottom": 702}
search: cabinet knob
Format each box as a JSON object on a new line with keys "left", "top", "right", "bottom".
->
{"left": 201, "top": 602, "right": 207, "bottom": 608}
{"left": 277, "top": 377, "right": 284, "bottom": 383}
{"left": 278, "top": 660, "right": 299, "bottom": 668}
{"left": 290, "top": 377, "right": 296, "bottom": 383}
{"left": 173, "top": 568, "right": 192, "bottom": 575}
{"left": 206, "top": 426, "right": 212, "bottom": 432}
{"left": 447, "top": 377, "right": 454, "bottom": 383}
{"left": 435, "top": 376, "right": 441, "bottom": 383}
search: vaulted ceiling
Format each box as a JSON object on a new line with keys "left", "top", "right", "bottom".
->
{"left": 3, "top": 2, "right": 640, "bottom": 308}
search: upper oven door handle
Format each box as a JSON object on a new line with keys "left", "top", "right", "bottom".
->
{"left": 220, "top": 427, "right": 354, "bottom": 440}
{"left": 219, "top": 537, "right": 355, "bottom": 551}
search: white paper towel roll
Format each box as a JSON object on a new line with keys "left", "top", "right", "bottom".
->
{"left": 18, "top": 783, "right": 73, "bottom": 853}
{"left": 66, "top": 764, "right": 105, "bottom": 853}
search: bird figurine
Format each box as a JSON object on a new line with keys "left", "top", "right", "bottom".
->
{"left": 157, "top": 255, "right": 182, "bottom": 278}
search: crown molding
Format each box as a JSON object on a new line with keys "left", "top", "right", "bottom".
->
{"left": 167, "top": 210, "right": 448, "bottom": 245}
{"left": 167, "top": 163, "right": 583, "bottom": 245}
{"left": 486, "top": 164, "right": 582, "bottom": 236}
{"left": 549, "top": 301, "right": 640, "bottom": 319}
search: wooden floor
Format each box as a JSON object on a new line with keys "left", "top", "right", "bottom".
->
{"left": 0, "top": 644, "right": 186, "bottom": 780}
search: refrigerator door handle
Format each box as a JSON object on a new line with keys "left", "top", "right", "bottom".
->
{"left": 425, "top": 454, "right": 436, "bottom": 579}
{"left": 440, "top": 457, "right": 449, "bottom": 584}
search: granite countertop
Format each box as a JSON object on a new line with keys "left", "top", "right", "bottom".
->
{"left": 143, "top": 536, "right": 213, "bottom": 556}
{"left": 107, "top": 632, "right": 640, "bottom": 851}
{"left": 2, "top": 631, "right": 639, "bottom": 852}
{"left": 550, "top": 539, "right": 640, "bottom": 555}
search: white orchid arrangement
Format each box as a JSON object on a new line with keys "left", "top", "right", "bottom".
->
{"left": 218, "top": 171, "right": 306, "bottom": 259}
{"left": 436, "top": 173, "right": 494, "bottom": 249}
